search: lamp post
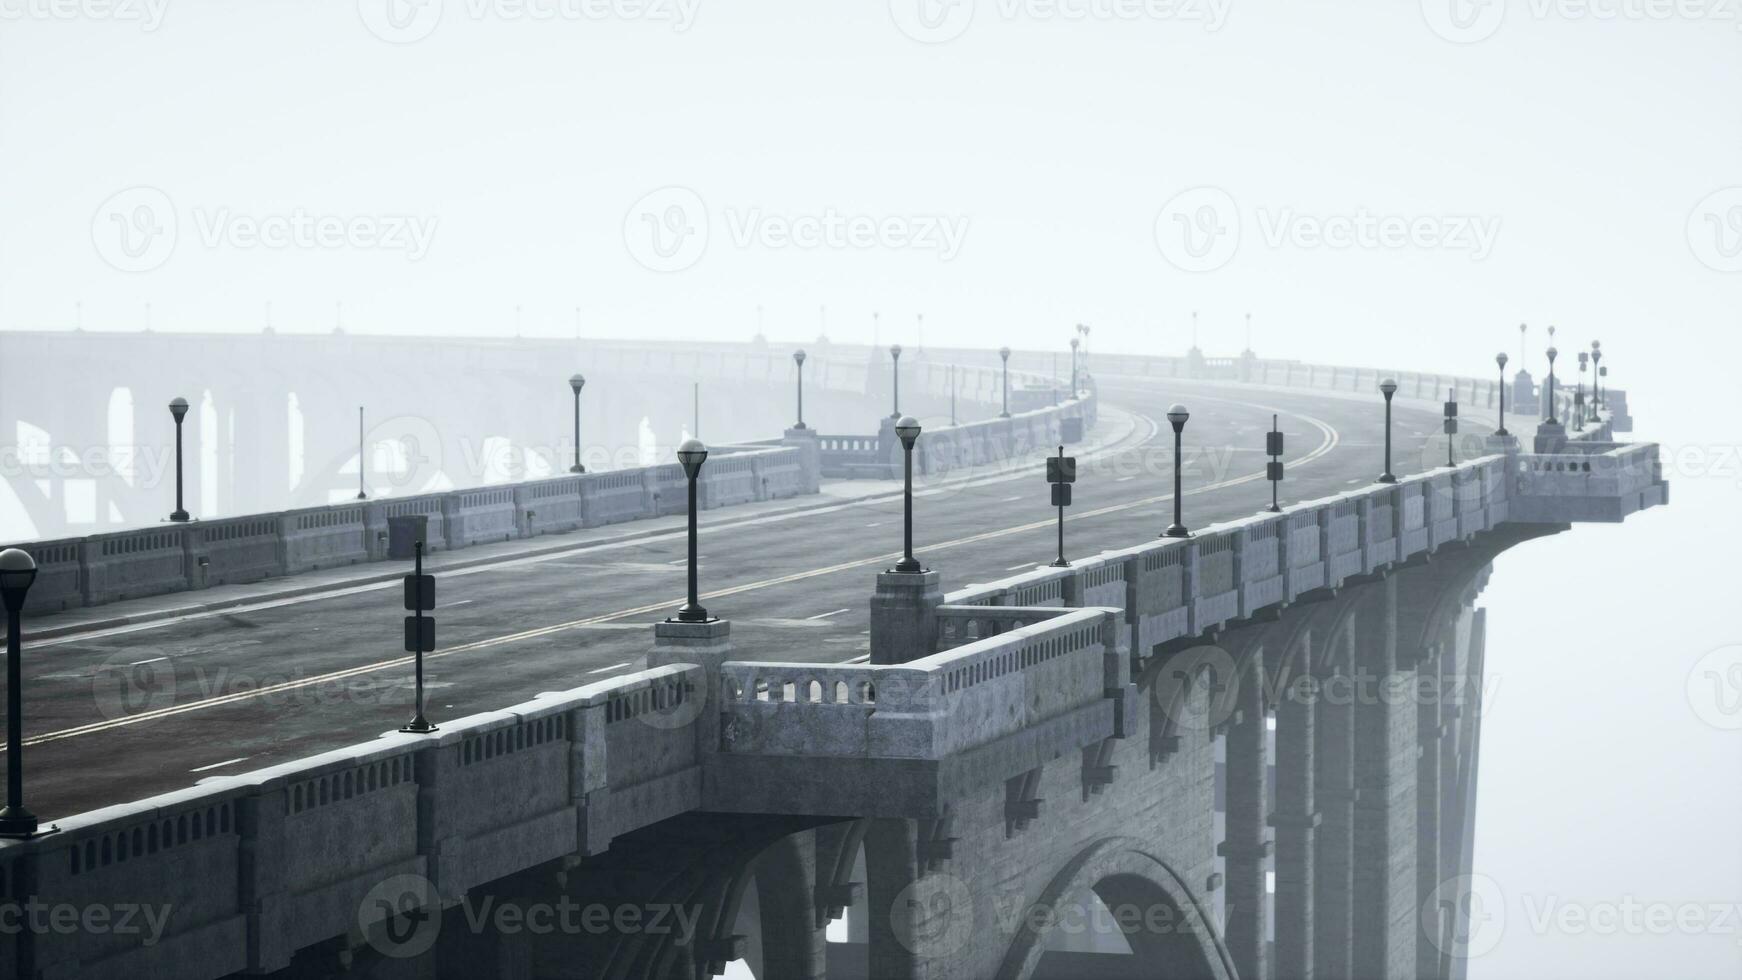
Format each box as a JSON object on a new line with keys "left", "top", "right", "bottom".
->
{"left": 1590, "top": 341, "right": 1603, "bottom": 411}
{"left": 889, "top": 344, "right": 903, "bottom": 419}
{"left": 357, "top": 406, "right": 368, "bottom": 499}
{"left": 567, "top": 374, "right": 586, "bottom": 472}
{"left": 1576, "top": 351, "right": 1589, "bottom": 427}
{"left": 1378, "top": 379, "right": 1398, "bottom": 483}
{"left": 0, "top": 549, "right": 46, "bottom": 838}
{"left": 1163, "top": 404, "right": 1191, "bottom": 538}
{"left": 1519, "top": 323, "right": 1527, "bottom": 365}
{"left": 673, "top": 439, "right": 712, "bottom": 623}
{"left": 792, "top": 350, "right": 807, "bottom": 430}
{"left": 1069, "top": 336, "right": 1080, "bottom": 394}
{"left": 999, "top": 346, "right": 1011, "bottom": 418}
{"left": 1545, "top": 346, "right": 1559, "bottom": 424}
{"left": 892, "top": 416, "right": 924, "bottom": 573}
{"left": 1444, "top": 388, "right": 1458, "bottom": 467}
{"left": 1496, "top": 352, "right": 1510, "bottom": 436}
{"left": 949, "top": 364, "right": 957, "bottom": 426}
{"left": 169, "top": 396, "right": 190, "bottom": 521}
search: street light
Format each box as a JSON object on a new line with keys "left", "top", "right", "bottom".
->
{"left": 1496, "top": 352, "right": 1510, "bottom": 436}
{"left": 892, "top": 416, "right": 925, "bottom": 573}
{"left": 169, "top": 396, "right": 190, "bottom": 522}
{"left": 568, "top": 374, "right": 586, "bottom": 473}
{"left": 673, "top": 439, "right": 712, "bottom": 623}
{"left": 889, "top": 344, "right": 903, "bottom": 419}
{"left": 999, "top": 346, "right": 1012, "bottom": 418}
{"left": 1545, "top": 346, "right": 1559, "bottom": 425}
{"left": 1576, "top": 351, "right": 1589, "bottom": 427}
{"left": 1069, "top": 336, "right": 1080, "bottom": 394}
{"left": 1163, "top": 404, "right": 1192, "bottom": 538}
{"left": 357, "top": 406, "right": 368, "bottom": 500}
{"left": 792, "top": 350, "right": 807, "bottom": 429}
{"left": 1378, "top": 379, "right": 1399, "bottom": 483}
{"left": 1590, "top": 341, "right": 1603, "bottom": 411}
{"left": 0, "top": 549, "right": 47, "bottom": 839}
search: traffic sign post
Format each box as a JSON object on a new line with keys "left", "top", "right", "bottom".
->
{"left": 1266, "top": 415, "right": 1284, "bottom": 513}
{"left": 1444, "top": 389, "right": 1459, "bottom": 468}
{"left": 400, "top": 540, "right": 438, "bottom": 734}
{"left": 1048, "top": 445, "right": 1076, "bottom": 568}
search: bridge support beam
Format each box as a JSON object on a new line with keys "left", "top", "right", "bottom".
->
{"left": 1273, "top": 635, "right": 1318, "bottom": 980}
{"left": 1220, "top": 646, "right": 1271, "bottom": 980}
{"left": 755, "top": 831, "right": 829, "bottom": 979}
{"left": 1312, "top": 629, "right": 1356, "bottom": 979}
{"left": 1350, "top": 577, "right": 1419, "bottom": 979}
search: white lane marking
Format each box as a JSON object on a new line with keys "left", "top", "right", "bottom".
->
{"left": 588, "top": 662, "right": 632, "bottom": 674}
{"left": 1117, "top": 476, "right": 1136, "bottom": 482}
{"left": 8, "top": 402, "right": 1339, "bottom": 751}
{"left": 190, "top": 757, "right": 249, "bottom": 773}
{"left": 440, "top": 600, "right": 473, "bottom": 609}
{"left": 844, "top": 654, "right": 871, "bottom": 664}
{"left": 1006, "top": 561, "right": 1038, "bottom": 571}
{"left": 1003, "top": 495, "right": 1022, "bottom": 502}
{"left": 864, "top": 522, "right": 882, "bottom": 527}
{"left": 130, "top": 656, "right": 167, "bottom": 666}
{"left": 806, "top": 608, "right": 850, "bottom": 620}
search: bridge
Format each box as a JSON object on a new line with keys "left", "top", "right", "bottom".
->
{"left": 0, "top": 335, "right": 1665, "bottom": 980}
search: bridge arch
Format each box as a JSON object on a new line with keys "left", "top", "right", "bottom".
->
{"left": 994, "top": 837, "right": 1235, "bottom": 980}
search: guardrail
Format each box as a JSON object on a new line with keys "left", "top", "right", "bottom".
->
{"left": 815, "top": 390, "right": 1096, "bottom": 479}
{"left": 3, "top": 445, "right": 818, "bottom": 617}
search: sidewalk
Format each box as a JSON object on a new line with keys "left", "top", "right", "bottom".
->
{"left": 26, "top": 406, "right": 1141, "bottom": 642}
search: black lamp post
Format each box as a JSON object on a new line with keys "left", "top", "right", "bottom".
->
{"left": 949, "top": 364, "right": 957, "bottom": 426}
{"left": 1443, "top": 388, "right": 1458, "bottom": 467}
{"left": 673, "top": 439, "right": 712, "bottom": 623}
{"left": 1545, "top": 346, "right": 1559, "bottom": 424}
{"left": 1378, "top": 379, "right": 1398, "bottom": 483}
{"left": 892, "top": 416, "right": 924, "bottom": 573}
{"left": 1576, "top": 351, "right": 1590, "bottom": 427}
{"left": 1163, "top": 404, "right": 1191, "bottom": 538}
{"left": 999, "top": 347, "right": 1012, "bottom": 418}
{"left": 889, "top": 344, "right": 903, "bottom": 419}
{"left": 1590, "top": 341, "right": 1603, "bottom": 411}
{"left": 792, "top": 350, "right": 807, "bottom": 429}
{"left": 1069, "top": 336, "right": 1080, "bottom": 394}
{"left": 1496, "top": 352, "right": 1510, "bottom": 436}
{"left": 0, "top": 549, "right": 46, "bottom": 839}
{"left": 568, "top": 374, "right": 586, "bottom": 473}
{"left": 169, "top": 396, "right": 190, "bottom": 521}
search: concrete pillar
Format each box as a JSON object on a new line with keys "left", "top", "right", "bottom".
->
{"left": 755, "top": 832, "right": 828, "bottom": 979}
{"left": 1313, "top": 626, "right": 1356, "bottom": 980}
{"left": 865, "top": 818, "right": 924, "bottom": 980}
{"left": 1417, "top": 639, "right": 1447, "bottom": 980}
{"left": 1219, "top": 648, "right": 1271, "bottom": 980}
{"left": 1351, "top": 577, "right": 1417, "bottom": 979}
{"left": 1274, "top": 643, "right": 1318, "bottom": 979}
{"left": 870, "top": 571, "right": 943, "bottom": 665}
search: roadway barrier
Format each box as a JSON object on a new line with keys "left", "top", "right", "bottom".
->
{"left": 699, "top": 453, "right": 759, "bottom": 509}
{"left": 186, "top": 516, "right": 283, "bottom": 588}
{"left": 82, "top": 527, "right": 189, "bottom": 606}
{"left": 12, "top": 537, "right": 83, "bottom": 613}
{"left": 442, "top": 486, "right": 518, "bottom": 549}
{"left": 515, "top": 476, "right": 586, "bottom": 537}
{"left": 282, "top": 504, "right": 370, "bottom": 573}
{"left": 368, "top": 495, "right": 449, "bottom": 557}
{"left": 580, "top": 470, "right": 648, "bottom": 527}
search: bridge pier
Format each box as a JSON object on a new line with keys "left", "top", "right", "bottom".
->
{"left": 1313, "top": 626, "right": 1358, "bottom": 980}
{"left": 1273, "top": 631, "right": 1318, "bottom": 980}
{"left": 1219, "top": 644, "right": 1271, "bottom": 980}
{"left": 1350, "top": 577, "right": 1419, "bottom": 979}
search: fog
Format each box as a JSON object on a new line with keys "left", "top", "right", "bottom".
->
{"left": 1, "top": 1, "right": 1737, "bottom": 975}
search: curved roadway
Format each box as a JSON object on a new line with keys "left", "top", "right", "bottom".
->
{"left": 15, "top": 377, "right": 1492, "bottom": 818}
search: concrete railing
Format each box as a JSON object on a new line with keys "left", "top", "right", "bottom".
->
{"left": 717, "top": 607, "right": 1121, "bottom": 760}
{"left": 815, "top": 390, "right": 1096, "bottom": 479}
{"left": 3, "top": 444, "right": 818, "bottom": 617}
{"left": 0, "top": 662, "right": 709, "bottom": 980}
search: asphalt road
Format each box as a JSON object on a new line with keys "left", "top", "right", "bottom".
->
{"left": 13, "top": 377, "right": 1489, "bottom": 819}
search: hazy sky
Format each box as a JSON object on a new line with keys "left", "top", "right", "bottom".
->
{"left": 1, "top": 2, "right": 1738, "bottom": 975}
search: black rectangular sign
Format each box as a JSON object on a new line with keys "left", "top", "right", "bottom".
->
{"left": 1046, "top": 456, "right": 1077, "bottom": 484}
{"left": 403, "top": 616, "right": 435, "bottom": 654}
{"left": 404, "top": 574, "right": 436, "bottom": 612}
